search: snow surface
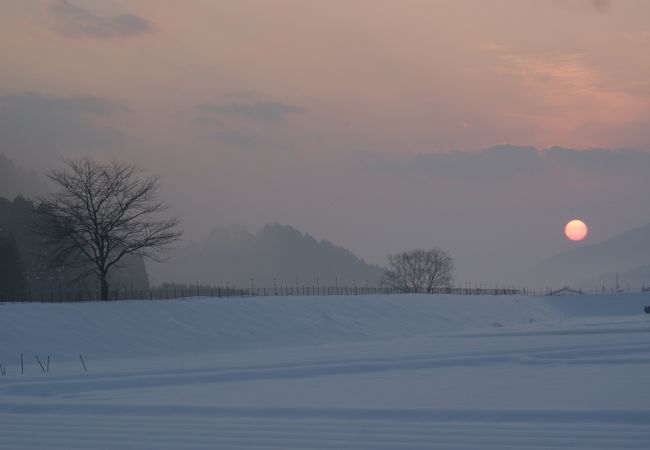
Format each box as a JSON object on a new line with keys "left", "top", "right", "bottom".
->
{"left": 1, "top": 294, "right": 649, "bottom": 449}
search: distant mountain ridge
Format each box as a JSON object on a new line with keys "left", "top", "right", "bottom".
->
{"left": 149, "top": 223, "right": 384, "bottom": 287}
{"left": 529, "top": 221, "right": 650, "bottom": 289}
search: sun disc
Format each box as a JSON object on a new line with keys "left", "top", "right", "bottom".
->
{"left": 565, "top": 219, "right": 588, "bottom": 241}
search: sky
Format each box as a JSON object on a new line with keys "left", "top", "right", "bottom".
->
{"left": 1, "top": 0, "right": 650, "bottom": 285}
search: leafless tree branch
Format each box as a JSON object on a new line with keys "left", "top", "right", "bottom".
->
{"left": 36, "top": 158, "right": 182, "bottom": 300}
{"left": 380, "top": 248, "right": 454, "bottom": 293}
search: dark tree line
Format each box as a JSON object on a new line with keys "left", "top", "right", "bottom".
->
{"left": 0, "top": 228, "right": 26, "bottom": 294}
{"left": 0, "top": 196, "right": 53, "bottom": 295}
{"left": 0, "top": 195, "right": 151, "bottom": 300}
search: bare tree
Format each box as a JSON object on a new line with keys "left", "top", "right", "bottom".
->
{"left": 381, "top": 248, "right": 454, "bottom": 293}
{"left": 37, "top": 159, "right": 181, "bottom": 300}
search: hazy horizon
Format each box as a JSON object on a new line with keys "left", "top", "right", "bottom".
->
{"left": 2, "top": 0, "right": 650, "bottom": 285}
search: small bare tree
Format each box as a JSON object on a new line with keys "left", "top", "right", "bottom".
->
{"left": 37, "top": 159, "right": 181, "bottom": 300}
{"left": 381, "top": 248, "right": 454, "bottom": 293}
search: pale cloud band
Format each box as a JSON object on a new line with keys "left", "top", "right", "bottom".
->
{"left": 368, "top": 145, "right": 650, "bottom": 182}
{"left": 51, "top": 0, "right": 153, "bottom": 38}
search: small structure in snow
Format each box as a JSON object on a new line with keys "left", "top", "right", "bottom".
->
{"left": 548, "top": 286, "right": 582, "bottom": 296}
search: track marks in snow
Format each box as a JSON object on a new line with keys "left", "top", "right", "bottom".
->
{"left": 3, "top": 339, "right": 648, "bottom": 398}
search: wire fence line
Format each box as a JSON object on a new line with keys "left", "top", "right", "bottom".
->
{"left": 1, "top": 284, "right": 532, "bottom": 303}
{"left": 1, "top": 283, "right": 647, "bottom": 303}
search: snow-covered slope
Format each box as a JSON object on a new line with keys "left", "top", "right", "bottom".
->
{"left": 2, "top": 293, "right": 645, "bottom": 364}
{"left": 1, "top": 294, "right": 649, "bottom": 449}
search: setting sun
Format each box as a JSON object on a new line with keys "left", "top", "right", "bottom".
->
{"left": 565, "top": 219, "right": 588, "bottom": 241}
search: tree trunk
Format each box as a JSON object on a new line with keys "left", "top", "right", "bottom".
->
{"left": 100, "top": 275, "right": 109, "bottom": 301}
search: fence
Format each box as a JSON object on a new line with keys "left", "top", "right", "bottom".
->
{"left": 0, "top": 284, "right": 529, "bottom": 303}
{"left": 2, "top": 283, "right": 647, "bottom": 303}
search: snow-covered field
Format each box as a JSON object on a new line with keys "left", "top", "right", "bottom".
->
{"left": 1, "top": 294, "right": 649, "bottom": 449}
